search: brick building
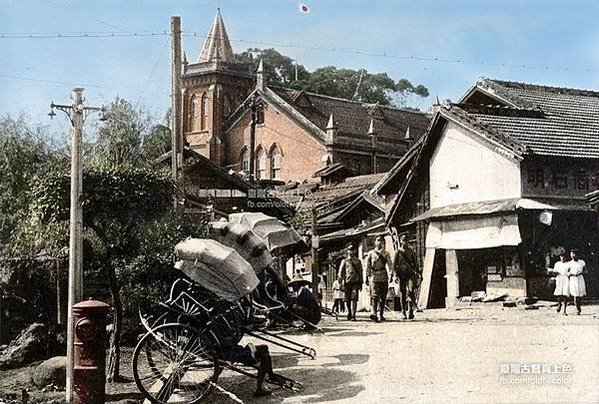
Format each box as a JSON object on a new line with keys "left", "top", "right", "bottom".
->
{"left": 179, "top": 10, "right": 431, "bottom": 183}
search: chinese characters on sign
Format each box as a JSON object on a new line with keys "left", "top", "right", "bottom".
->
{"left": 525, "top": 166, "right": 599, "bottom": 194}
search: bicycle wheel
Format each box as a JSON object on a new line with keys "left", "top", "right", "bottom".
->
{"left": 132, "top": 323, "right": 220, "bottom": 404}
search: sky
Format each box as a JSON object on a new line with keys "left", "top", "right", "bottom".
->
{"left": 2, "top": 0, "right": 599, "bottom": 141}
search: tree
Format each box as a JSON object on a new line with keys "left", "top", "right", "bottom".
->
{"left": 0, "top": 114, "right": 53, "bottom": 251}
{"left": 143, "top": 123, "right": 171, "bottom": 162}
{"left": 234, "top": 48, "right": 429, "bottom": 108}
{"left": 91, "top": 97, "right": 151, "bottom": 168}
{"left": 236, "top": 48, "right": 310, "bottom": 86}
{"left": 304, "top": 67, "right": 400, "bottom": 105}
{"left": 30, "top": 166, "right": 174, "bottom": 382}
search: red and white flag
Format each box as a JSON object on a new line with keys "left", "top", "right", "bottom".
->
{"left": 298, "top": 3, "right": 310, "bottom": 13}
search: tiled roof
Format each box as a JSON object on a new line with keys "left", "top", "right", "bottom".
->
{"left": 371, "top": 134, "right": 427, "bottom": 196}
{"left": 281, "top": 173, "right": 386, "bottom": 231}
{"left": 312, "top": 162, "right": 351, "bottom": 178}
{"left": 301, "top": 173, "right": 386, "bottom": 208}
{"left": 462, "top": 78, "right": 599, "bottom": 159}
{"left": 441, "top": 104, "right": 527, "bottom": 158}
{"left": 270, "top": 87, "right": 430, "bottom": 155}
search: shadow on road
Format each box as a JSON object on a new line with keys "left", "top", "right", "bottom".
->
{"left": 106, "top": 391, "right": 144, "bottom": 402}
{"left": 323, "top": 353, "right": 370, "bottom": 367}
{"left": 213, "top": 367, "right": 363, "bottom": 403}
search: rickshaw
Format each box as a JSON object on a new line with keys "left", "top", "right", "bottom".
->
{"left": 132, "top": 238, "right": 314, "bottom": 404}
{"left": 209, "top": 217, "right": 325, "bottom": 330}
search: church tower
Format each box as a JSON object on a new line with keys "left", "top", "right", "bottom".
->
{"left": 181, "top": 10, "right": 255, "bottom": 164}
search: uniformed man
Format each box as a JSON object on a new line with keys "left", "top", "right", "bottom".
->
{"left": 337, "top": 243, "right": 363, "bottom": 321}
{"left": 393, "top": 234, "right": 421, "bottom": 319}
{"left": 366, "top": 235, "right": 392, "bottom": 322}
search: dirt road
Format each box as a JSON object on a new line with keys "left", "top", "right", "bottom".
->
{"left": 1, "top": 302, "right": 597, "bottom": 403}
{"left": 212, "top": 303, "right": 599, "bottom": 404}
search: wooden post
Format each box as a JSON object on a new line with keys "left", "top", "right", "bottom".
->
{"left": 418, "top": 247, "right": 435, "bottom": 309}
{"left": 445, "top": 249, "right": 460, "bottom": 308}
{"left": 66, "top": 87, "right": 84, "bottom": 403}
{"left": 311, "top": 207, "right": 320, "bottom": 302}
{"left": 171, "top": 16, "right": 182, "bottom": 185}
{"left": 249, "top": 94, "right": 257, "bottom": 181}
{"left": 49, "top": 89, "right": 103, "bottom": 403}
{"left": 56, "top": 260, "right": 66, "bottom": 326}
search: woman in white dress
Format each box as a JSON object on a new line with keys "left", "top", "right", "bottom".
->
{"left": 551, "top": 252, "right": 570, "bottom": 315}
{"left": 568, "top": 249, "right": 586, "bottom": 315}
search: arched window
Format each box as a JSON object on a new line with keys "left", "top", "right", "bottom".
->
{"left": 241, "top": 148, "right": 250, "bottom": 173}
{"left": 270, "top": 145, "right": 282, "bottom": 179}
{"left": 200, "top": 92, "right": 209, "bottom": 130}
{"left": 223, "top": 93, "right": 233, "bottom": 118}
{"left": 256, "top": 147, "right": 267, "bottom": 180}
{"left": 190, "top": 95, "right": 198, "bottom": 118}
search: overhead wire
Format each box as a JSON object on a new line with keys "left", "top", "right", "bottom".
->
{"left": 135, "top": 36, "right": 170, "bottom": 108}
{"left": 0, "top": 31, "right": 596, "bottom": 73}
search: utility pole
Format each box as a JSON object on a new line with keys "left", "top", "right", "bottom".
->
{"left": 171, "top": 16, "right": 183, "bottom": 202}
{"left": 294, "top": 59, "right": 298, "bottom": 82}
{"left": 49, "top": 88, "right": 103, "bottom": 403}
{"left": 311, "top": 207, "right": 320, "bottom": 303}
{"left": 249, "top": 94, "right": 257, "bottom": 181}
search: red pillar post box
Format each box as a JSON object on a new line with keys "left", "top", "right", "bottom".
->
{"left": 72, "top": 299, "right": 110, "bottom": 404}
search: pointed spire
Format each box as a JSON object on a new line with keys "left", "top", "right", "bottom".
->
{"left": 367, "top": 118, "right": 375, "bottom": 135}
{"left": 326, "top": 113, "right": 336, "bottom": 130}
{"left": 326, "top": 113, "right": 337, "bottom": 144}
{"left": 256, "top": 59, "right": 265, "bottom": 90}
{"left": 435, "top": 95, "right": 441, "bottom": 105}
{"left": 183, "top": 51, "right": 188, "bottom": 66}
{"left": 404, "top": 126, "right": 411, "bottom": 140}
{"left": 198, "top": 9, "right": 236, "bottom": 63}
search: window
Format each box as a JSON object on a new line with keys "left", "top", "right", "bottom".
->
{"left": 223, "top": 93, "right": 232, "bottom": 118}
{"left": 190, "top": 95, "right": 198, "bottom": 118}
{"left": 241, "top": 148, "right": 250, "bottom": 173}
{"left": 256, "top": 102, "right": 265, "bottom": 124}
{"left": 256, "top": 148, "right": 267, "bottom": 180}
{"left": 200, "top": 93, "right": 209, "bottom": 130}
{"left": 270, "top": 146, "right": 282, "bottom": 179}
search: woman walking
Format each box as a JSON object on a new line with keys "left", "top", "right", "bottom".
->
{"left": 568, "top": 248, "right": 587, "bottom": 315}
{"left": 551, "top": 251, "right": 570, "bottom": 315}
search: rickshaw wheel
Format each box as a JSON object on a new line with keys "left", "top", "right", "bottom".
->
{"left": 133, "top": 323, "right": 220, "bottom": 404}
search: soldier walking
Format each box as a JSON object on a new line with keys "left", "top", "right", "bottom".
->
{"left": 393, "top": 234, "right": 421, "bottom": 319}
{"left": 366, "top": 235, "right": 392, "bottom": 322}
{"left": 337, "top": 243, "right": 363, "bottom": 321}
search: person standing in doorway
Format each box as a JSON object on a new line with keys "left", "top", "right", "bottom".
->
{"left": 366, "top": 235, "right": 393, "bottom": 322}
{"left": 337, "top": 243, "right": 363, "bottom": 321}
{"left": 393, "top": 234, "right": 421, "bottom": 319}
{"left": 550, "top": 251, "right": 570, "bottom": 315}
{"left": 568, "top": 248, "right": 587, "bottom": 315}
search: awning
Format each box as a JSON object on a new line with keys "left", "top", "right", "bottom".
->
{"left": 425, "top": 213, "right": 521, "bottom": 249}
{"left": 412, "top": 198, "right": 590, "bottom": 222}
{"left": 319, "top": 218, "right": 386, "bottom": 243}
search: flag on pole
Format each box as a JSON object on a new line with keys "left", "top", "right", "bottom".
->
{"left": 298, "top": 3, "right": 310, "bottom": 13}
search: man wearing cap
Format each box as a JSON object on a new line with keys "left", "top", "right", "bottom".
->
{"left": 337, "top": 243, "right": 363, "bottom": 321}
{"left": 393, "top": 234, "right": 421, "bottom": 319}
{"left": 366, "top": 235, "right": 392, "bottom": 322}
